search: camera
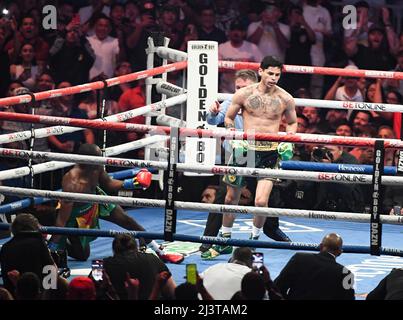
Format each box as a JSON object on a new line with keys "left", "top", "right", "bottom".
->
{"left": 252, "top": 252, "right": 264, "bottom": 275}
{"left": 91, "top": 259, "right": 104, "bottom": 281}
{"left": 311, "top": 147, "right": 334, "bottom": 162}
{"left": 58, "top": 267, "right": 71, "bottom": 279}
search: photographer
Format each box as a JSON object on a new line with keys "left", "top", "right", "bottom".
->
{"left": 0, "top": 214, "right": 57, "bottom": 297}
{"left": 279, "top": 144, "right": 365, "bottom": 212}
{"left": 311, "top": 145, "right": 365, "bottom": 213}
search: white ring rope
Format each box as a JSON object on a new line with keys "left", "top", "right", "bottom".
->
{"left": 0, "top": 185, "right": 401, "bottom": 225}
{"left": 218, "top": 93, "right": 403, "bottom": 114}
{"left": 0, "top": 136, "right": 167, "bottom": 181}
{"left": 0, "top": 94, "right": 187, "bottom": 145}
{"left": 155, "top": 80, "right": 187, "bottom": 98}
{"left": 153, "top": 81, "right": 403, "bottom": 114}
{"left": 2, "top": 148, "right": 403, "bottom": 186}
{"left": 155, "top": 46, "right": 188, "bottom": 62}
{"left": 156, "top": 114, "right": 186, "bottom": 127}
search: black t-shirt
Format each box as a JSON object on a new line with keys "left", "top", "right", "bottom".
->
{"left": 0, "top": 50, "right": 10, "bottom": 98}
{"left": 197, "top": 27, "right": 227, "bottom": 44}
{"left": 0, "top": 232, "right": 54, "bottom": 294}
{"left": 285, "top": 25, "right": 313, "bottom": 65}
{"left": 104, "top": 251, "right": 169, "bottom": 300}
{"left": 352, "top": 44, "right": 396, "bottom": 71}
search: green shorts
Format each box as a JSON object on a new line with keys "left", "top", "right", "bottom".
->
{"left": 223, "top": 150, "right": 279, "bottom": 188}
{"left": 61, "top": 187, "right": 116, "bottom": 249}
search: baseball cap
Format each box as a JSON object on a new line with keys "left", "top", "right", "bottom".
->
{"left": 161, "top": 5, "right": 179, "bottom": 15}
{"left": 289, "top": 4, "right": 303, "bottom": 14}
{"left": 13, "top": 87, "right": 30, "bottom": 96}
{"left": 67, "top": 276, "right": 96, "bottom": 300}
{"left": 368, "top": 23, "right": 385, "bottom": 34}
{"left": 344, "top": 65, "right": 359, "bottom": 79}
{"left": 229, "top": 19, "right": 246, "bottom": 31}
{"left": 344, "top": 65, "right": 358, "bottom": 70}
{"left": 355, "top": 1, "right": 369, "bottom": 9}
{"left": 263, "top": 0, "right": 281, "bottom": 9}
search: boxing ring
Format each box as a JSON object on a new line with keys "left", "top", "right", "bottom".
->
{"left": 1, "top": 39, "right": 403, "bottom": 297}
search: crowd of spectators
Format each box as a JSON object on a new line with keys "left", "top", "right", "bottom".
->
{"left": 1, "top": 0, "right": 403, "bottom": 209}
{"left": 2, "top": 214, "right": 402, "bottom": 300}
{"left": 2, "top": 0, "right": 403, "bottom": 301}
{"left": 0, "top": 214, "right": 350, "bottom": 300}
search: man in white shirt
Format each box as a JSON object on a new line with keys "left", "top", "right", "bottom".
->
{"left": 201, "top": 247, "right": 253, "bottom": 300}
{"left": 324, "top": 65, "right": 364, "bottom": 121}
{"left": 218, "top": 20, "right": 263, "bottom": 93}
{"left": 87, "top": 15, "right": 120, "bottom": 79}
{"left": 247, "top": 2, "right": 290, "bottom": 62}
{"left": 303, "top": 0, "right": 332, "bottom": 98}
{"left": 325, "top": 65, "right": 363, "bottom": 101}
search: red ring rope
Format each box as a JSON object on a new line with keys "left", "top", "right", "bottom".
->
{"left": 219, "top": 61, "right": 402, "bottom": 80}
{"left": 0, "top": 111, "right": 401, "bottom": 148}
{"left": 0, "top": 61, "right": 187, "bottom": 108}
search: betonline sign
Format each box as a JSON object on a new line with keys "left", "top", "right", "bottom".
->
{"left": 185, "top": 41, "right": 218, "bottom": 175}
{"left": 342, "top": 101, "right": 386, "bottom": 112}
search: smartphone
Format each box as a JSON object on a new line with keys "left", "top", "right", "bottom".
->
{"left": 186, "top": 263, "right": 197, "bottom": 285}
{"left": 1, "top": 8, "right": 11, "bottom": 20}
{"left": 91, "top": 259, "right": 104, "bottom": 281}
{"left": 252, "top": 252, "right": 264, "bottom": 273}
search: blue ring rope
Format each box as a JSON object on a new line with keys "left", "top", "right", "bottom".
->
{"left": 280, "top": 160, "right": 396, "bottom": 175}
{"left": 0, "top": 167, "right": 156, "bottom": 214}
{"left": 0, "top": 223, "right": 401, "bottom": 257}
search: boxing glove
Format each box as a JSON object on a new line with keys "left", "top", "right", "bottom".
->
{"left": 123, "top": 169, "right": 152, "bottom": 190}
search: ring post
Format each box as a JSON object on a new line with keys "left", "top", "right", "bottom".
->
{"left": 370, "top": 140, "right": 385, "bottom": 256}
{"left": 100, "top": 80, "right": 108, "bottom": 156}
{"left": 163, "top": 126, "right": 179, "bottom": 241}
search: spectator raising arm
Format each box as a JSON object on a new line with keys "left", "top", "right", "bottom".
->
{"left": 381, "top": 7, "right": 399, "bottom": 56}
{"left": 149, "top": 271, "right": 176, "bottom": 300}
{"left": 196, "top": 273, "right": 214, "bottom": 300}
{"left": 324, "top": 77, "right": 343, "bottom": 100}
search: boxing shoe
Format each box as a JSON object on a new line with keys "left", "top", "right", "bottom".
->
{"left": 201, "top": 244, "right": 233, "bottom": 260}
{"left": 199, "top": 243, "right": 212, "bottom": 253}
{"left": 264, "top": 228, "right": 291, "bottom": 242}
{"left": 157, "top": 251, "right": 185, "bottom": 264}
{"left": 248, "top": 234, "right": 264, "bottom": 252}
{"left": 201, "top": 233, "right": 233, "bottom": 260}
